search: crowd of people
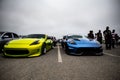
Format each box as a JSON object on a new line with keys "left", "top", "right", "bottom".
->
{"left": 88, "top": 26, "right": 120, "bottom": 50}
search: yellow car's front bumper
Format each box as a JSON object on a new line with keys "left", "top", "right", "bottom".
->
{"left": 4, "top": 45, "right": 42, "bottom": 57}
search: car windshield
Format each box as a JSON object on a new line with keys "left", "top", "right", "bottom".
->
{"left": 68, "top": 35, "right": 83, "bottom": 39}
{"left": 25, "top": 34, "right": 45, "bottom": 38}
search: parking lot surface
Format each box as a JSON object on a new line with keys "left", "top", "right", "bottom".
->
{"left": 0, "top": 44, "right": 120, "bottom": 80}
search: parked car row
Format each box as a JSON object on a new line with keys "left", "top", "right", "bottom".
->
{"left": 0, "top": 31, "right": 104, "bottom": 57}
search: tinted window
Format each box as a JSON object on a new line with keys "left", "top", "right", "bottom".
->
{"left": 26, "top": 34, "right": 45, "bottom": 38}
{"left": 13, "top": 33, "right": 19, "bottom": 38}
{"left": 68, "top": 35, "right": 83, "bottom": 39}
{"left": 3, "top": 33, "right": 12, "bottom": 38}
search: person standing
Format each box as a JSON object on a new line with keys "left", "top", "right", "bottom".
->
{"left": 103, "top": 26, "right": 112, "bottom": 50}
{"left": 96, "top": 30, "right": 102, "bottom": 44}
{"left": 111, "top": 29, "right": 116, "bottom": 48}
{"left": 88, "top": 30, "right": 94, "bottom": 39}
{"left": 115, "top": 34, "right": 119, "bottom": 46}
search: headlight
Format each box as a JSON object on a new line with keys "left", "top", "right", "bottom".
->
{"left": 30, "top": 40, "right": 39, "bottom": 45}
{"left": 68, "top": 39, "right": 76, "bottom": 44}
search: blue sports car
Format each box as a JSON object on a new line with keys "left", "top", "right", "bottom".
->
{"left": 61, "top": 35, "right": 103, "bottom": 56}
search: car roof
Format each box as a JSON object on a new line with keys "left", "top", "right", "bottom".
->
{"left": 0, "top": 31, "right": 16, "bottom": 34}
{"left": 63, "top": 34, "right": 83, "bottom": 37}
{"left": 27, "top": 34, "right": 46, "bottom": 36}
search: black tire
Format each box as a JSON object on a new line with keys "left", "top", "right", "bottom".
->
{"left": 41, "top": 44, "right": 46, "bottom": 55}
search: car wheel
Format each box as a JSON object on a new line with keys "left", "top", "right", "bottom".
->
{"left": 41, "top": 44, "right": 46, "bottom": 55}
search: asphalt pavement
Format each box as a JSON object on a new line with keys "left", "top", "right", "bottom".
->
{"left": 0, "top": 44, "right": 120, "bottom": 80}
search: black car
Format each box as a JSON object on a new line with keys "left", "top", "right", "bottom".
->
{"left": 0, "top": 32, "right": 19, "bottom": 52}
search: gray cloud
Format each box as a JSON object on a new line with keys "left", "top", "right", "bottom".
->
{"left": 0, "top": 0, "right": 120, "bottom": 38}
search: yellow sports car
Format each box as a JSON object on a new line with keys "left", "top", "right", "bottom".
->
{"left": 3, "top": 34, "right": 53, "bottom": 57}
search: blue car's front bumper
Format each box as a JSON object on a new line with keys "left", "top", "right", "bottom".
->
{"left": 67, "top": 43, "right": 103, "bottom": 54}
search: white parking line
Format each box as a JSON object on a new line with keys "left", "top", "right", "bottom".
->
{"left": 57, "top": 45, "right": 62, "bottom": 63}
{"left": 104, "top": 52, "right": 120, "bottom": 58}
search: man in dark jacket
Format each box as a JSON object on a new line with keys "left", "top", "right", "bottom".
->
{"left": 96, "top": 30, "right": 102, "bottom": 44}
{"left": 111, "top": 29, "right": 116, "bottom": 48}
{"left": 115, "top": 34, "right": 119, "bottom": 46}
{"left": 103, "top": 26, "right": 112, "bottom": 49}
{"left": 88, "top": 30, "right": 94, "bottom": 39}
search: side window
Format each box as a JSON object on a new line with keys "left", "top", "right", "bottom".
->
{"left": 13, "top": 33, "right": 19, "bottom": 38}
{"left": 3, "top": 33, "right": 12, "bottom": 39}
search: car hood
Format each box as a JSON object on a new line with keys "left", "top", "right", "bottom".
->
{"left": 67, "top": 38, "right": 101, "bottom": 47}
{"left": 6, "top": 38, "right": 44, "bottom": 45}
{"left": 75, "top": 38, "right": 99, "bottom": 44}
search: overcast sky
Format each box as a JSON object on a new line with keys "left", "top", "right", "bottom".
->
{"left": 0, "top": 0, "right": 120, "bottom": 38}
